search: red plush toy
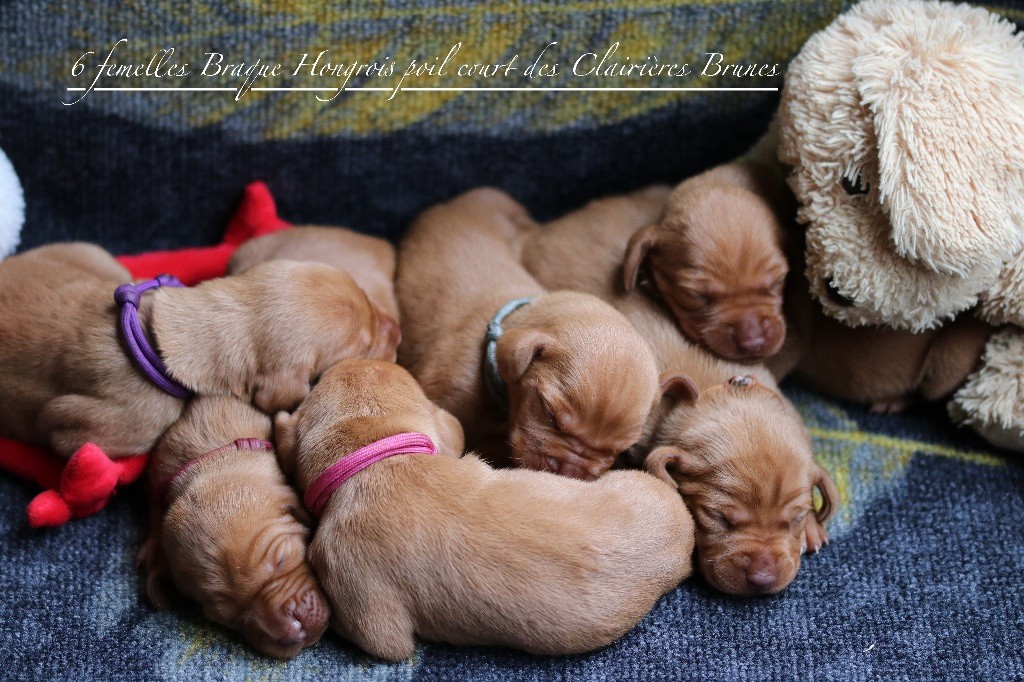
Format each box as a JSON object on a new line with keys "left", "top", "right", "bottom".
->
{"left": 0, "top": 181, "right": 292, "bottom": 527}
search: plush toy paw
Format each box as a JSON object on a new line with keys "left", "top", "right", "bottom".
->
{"left": 25, "top": 444, "right": 147, "bottom": 528}
{"left": 949, "top": 328, "right": 1024, "bottom": 453}
{"left": 115, "top": 180, "right": 290, "bottom": 285}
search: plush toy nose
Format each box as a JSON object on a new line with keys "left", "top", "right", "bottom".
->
{"left": 823, "top": 278, "right": 854, "bottom": 307}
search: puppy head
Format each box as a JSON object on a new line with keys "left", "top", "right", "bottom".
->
{"left": 162, "top": 458, "right": 328, "bottom": 658}
{"left": 157, "top": 398, "right": 329, "bottom": 659}
{"left": 274, "top": 359, "right": 465, "bottom": 483}
{"left": 645, "top": 376, "right": 836, "bottom": 596}
{"left": 624, "top": 188, "right": 788, "bottom": 362}
{"left": 496, "top": 324, "right": 663, "bottom": 480}
{"left": 313, "top": 267, "right": 402, "bottom": 365}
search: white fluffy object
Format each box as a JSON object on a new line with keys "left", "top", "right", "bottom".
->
{"left": 0, "top": 148, "right": 24, "bottom": 259}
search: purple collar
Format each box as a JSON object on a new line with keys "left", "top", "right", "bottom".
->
{"left": 114, "top": 275, "right": 193, "bottom": 399}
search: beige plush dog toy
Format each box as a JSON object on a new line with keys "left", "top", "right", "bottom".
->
{"left": 776, "top": 0, "right": 1024, "bottom": 450}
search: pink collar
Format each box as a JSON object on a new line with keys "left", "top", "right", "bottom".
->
{"left": 156, "top": 438, "right": 274, "bottom": 507}
{"left": 304, "top": 432, "right": 437, "bottom": 517}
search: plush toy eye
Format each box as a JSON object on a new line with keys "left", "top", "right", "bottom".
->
{"left": 841, "top": 174, "right": 869, "bottom": 196}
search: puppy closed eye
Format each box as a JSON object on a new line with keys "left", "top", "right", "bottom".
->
{"left": 700, "top": 509, "right": 735, "bottom": 532}
{"left": 678, "top": 290, "right": 712, "bottom": 310}
{"left": 786, "top": 510, "right": 810, "bottom": 530}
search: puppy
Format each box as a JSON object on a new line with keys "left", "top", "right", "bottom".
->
{"left": 138, "top": 396, "right": 329, "bottom": 658}
{"left": 274, "top": 359, "right": 695, "bottom": 661}
{"left": 771, "top": 276, "right": 992, "bottom": 414}
{"left": 397, "top": 188, "right": 681, "bottom": 480}
{"left": 517, "top": 198, "right": 838, "bottom": 596}
{"left": 0, "top": 243, "right": 398, "bottom": 457}
{"left": 228, "top": 225, "right": 400, "bottom": 323}
{"left": 621, "top": 161, "right": 791, "bottom": 362}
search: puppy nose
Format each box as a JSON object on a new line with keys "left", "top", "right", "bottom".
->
{"left": 746, "top": 567, "right": 778, "bottom": 590}
{"left": 733, "top": 319, "right": 767, "bottom": 354}
{"left": 279, "top": 618, "right": 305, "bottom": 647}
{"left": 291, "top": 587, "right": 329, "bottom": 643}
{"left": 744, "top": 552, "right": 780, "bottom": 592}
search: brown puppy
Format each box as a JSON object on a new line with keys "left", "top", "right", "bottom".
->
{"left": 138, "top": 396, "right": 329, "bottom": 658}
{"left": 771, "top": 278, "right": 992, "bottom": 414}
{"left": 621, "top": 161, "right": 791, "bottom": 362}
{"left": 274, "top": 359, "right": 694, "bottom": 661}
{"left": 397, "top": 188, "right": 676, "bottom": 480}
{"left": 228, "top": 225, "right": 400, "bottom": 323}
{"left": 0, "top": 243, "right": 398, "bottom": 457}
{"left": 517, "top": 197, "right": 837, "bottom": 596}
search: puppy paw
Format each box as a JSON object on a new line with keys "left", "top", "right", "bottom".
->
{"left": 802, "top": 517, "right": 830, "bottom": 555}
{"left": 868, "top": 397, "right": 911, "bottom": 415}
{"left": 136, "top": 536, "right": 171, "bottom": 609}
{"left": 253, "top": 372, "right": 312, "bottom": 414}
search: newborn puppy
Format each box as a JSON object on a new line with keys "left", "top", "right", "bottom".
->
{"left": 517, "top": 199, "right": 837, "bottom": 596}
{"left": 0, "top": 243, "right": 398, "bottom": 457}
{"left": 138, "top": 396, "right": 329, "bottom": 658}
{"left": 643, "top": 369, "right": 836, "bottom": 597}
{"left": 772, "top": 277, "right": 992, "bottom": 414}
{"left": 228, "top": 225, "right": 400, "bottom": 323}
{"left": 397, "top": 188, "right": 675, "bottom": 480}
{"left": 274, "top": 359, "right": 694, "bottom": 661}
{"left": 622, "top": 161, "right": 791, "bottom": 362}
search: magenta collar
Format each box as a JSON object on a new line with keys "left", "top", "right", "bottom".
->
{"left": 304, "top": 432, "right": 437, "bottom": 517}
{"left": 156, "top": 438, "right": 274, "bottom": 507}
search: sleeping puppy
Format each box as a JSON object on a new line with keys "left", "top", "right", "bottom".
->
{"left": 771, "top": 276, "right": 992, "bottom": 414}
{"left": 621, "top": 161, "right": 791, "bottom": 362}
{"left": 0, "top": 243, "right": 398, "bottom": 458}
{"left": 227, "top": 225, "right": 400, "bottom": 323}
{"left": 138, "top": 396, "right": 329, "bottom": 658}
{"left": 397, "top": 188, "right": 678, "bottom": 480}
{"left": 517, "top": 198, "right": 838, "bottom": 596}
{"left": 274, "top": 358, "right": 694, "bottom": 661}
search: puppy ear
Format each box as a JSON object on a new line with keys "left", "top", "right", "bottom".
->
{"left": 496, "top": 329, "right": 556, "bottom": 383}
{"left": 622, "top": 225, "right": 659, "bottom": 292}
{"left": 432, "top": 405, "right": 466, "bottom": 457}
{"left": 375, "top": 309, "right": 402, "bottom": 359}
{"left": 659, "top": 370, "right": 699, "bottom": 404}
{"left": 254, "top": 370, "right": 311, "bottom": 415}
{"left": 811, "top": 461, "right": 839, "bottom": 523}
{"left": 644, "top": 445, "right": 699, "bottom": 490}
{"left": 273, "top": 410, "right": 300, "bottom": 478}
{"left": 285, "top": 503, "right": 314, "bottom": 530}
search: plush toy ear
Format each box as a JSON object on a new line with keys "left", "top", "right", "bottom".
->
{"left": 496, "top": 329, "right": 556, "bottom": 383}
{"left": 811, "top": 461, "right": 838, "bottom": 524}
{"left": 622, "top": 225, "right": 660, "bottom": 292}
{"left": 659, "top": 370, "right": 699, "bottom": 404}
{"left": 853, "top": 7, "right": 1024, "bottom": 276}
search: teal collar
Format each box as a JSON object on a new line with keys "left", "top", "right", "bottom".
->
{"left": 484, "top": 297, "right": 534, "bottom": 413}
